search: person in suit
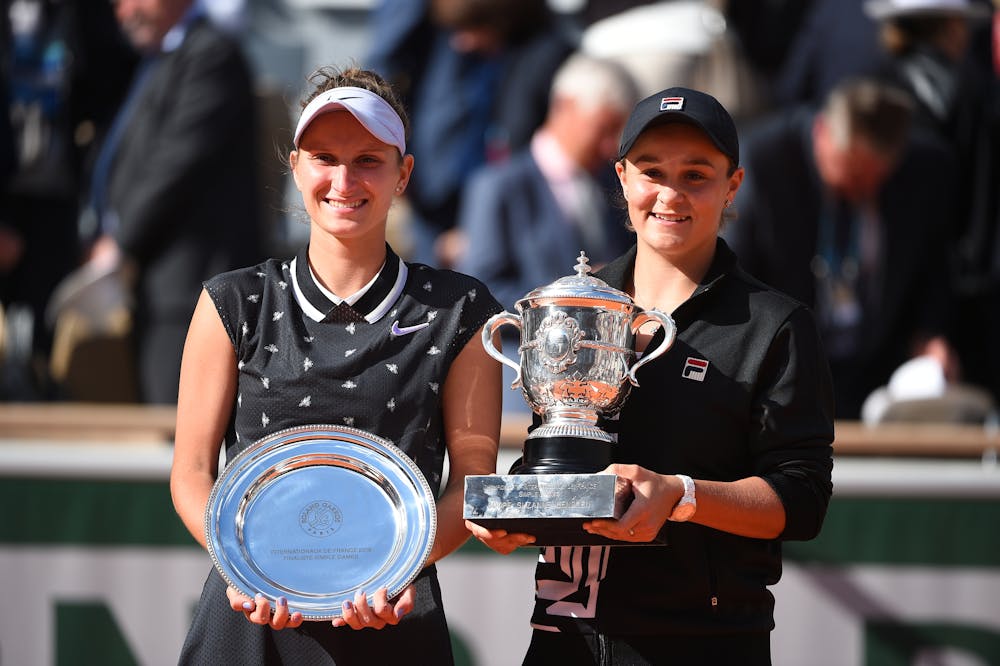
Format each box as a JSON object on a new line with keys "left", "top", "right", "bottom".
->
{"left": 366, "top": 0, "right": 576, "bottom": 268}
{"left": 455, "top": 52, "right": 638, "bottom": 311}
{"left": 774, "top": 0, "right": 887, "bottom": 107}
{"left": 79, "top": 0, "right": 261, "bottom": 403}
{"left": 864, "top": 0, "right": 1000, "bottom": 407}
{"left": 0, "top": 0, "right": 136, "bottom": 376}
{"left": 725, "top": 77, "right": 960, "bottom": 418}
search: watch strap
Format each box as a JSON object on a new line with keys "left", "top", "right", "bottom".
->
{"left": 668, "top": 473, "right": 696, "bottom": 522}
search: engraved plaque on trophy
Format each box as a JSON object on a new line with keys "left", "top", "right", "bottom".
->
{"left": 464, "top": 253, "right": 676, "bottom": 546}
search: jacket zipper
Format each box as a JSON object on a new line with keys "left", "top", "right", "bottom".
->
{"left": 705, "top": 538, "right": 720, "bottom": 613}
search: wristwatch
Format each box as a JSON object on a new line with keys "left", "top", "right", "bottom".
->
{"left": 668, "top": 474, "right": 697, "bottom": 522}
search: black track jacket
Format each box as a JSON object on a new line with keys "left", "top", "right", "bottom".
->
{"left": 530, "top": 238, "right": 835, "bottom": 636}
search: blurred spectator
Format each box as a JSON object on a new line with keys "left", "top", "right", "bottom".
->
{"left": 76, "top": 0, "right": 261, "bottom": 404}
{"left": 0, "top": 0, "right": 136, "bottom": 398}
{"left": 866, "top": 0, "right": 992, "bottom": 134}
{"left": 455, "top": 52, "right": 638, "bottom": 311}
{"left": 725, "top": 78, "right": 960, "bottom": 419}
{"left": 578, "top": 0, "right": 768, "bottom": 123}
{"left": 725, "top": 0, "right": 816, "bottom": 99}
{"left": 366, "top": 0, "right": 576, "bottom": 268}
{"left": 864, "top": 0, "right": 999, "bottom": 407}
{"left": 774, "top": 0, "right": 887, "bottom": 106}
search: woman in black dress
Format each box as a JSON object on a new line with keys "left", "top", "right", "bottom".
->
{"left": 172, "top": 65, "right": 502, "bottom": 664}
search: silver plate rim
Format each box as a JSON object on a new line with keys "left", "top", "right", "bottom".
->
{"left": 203, "top": 424, "right": 437, "bottom": 620}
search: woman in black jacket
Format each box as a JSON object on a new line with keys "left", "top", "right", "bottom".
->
{"left": 468, "top": 86, "right": 835, "bottom": 665}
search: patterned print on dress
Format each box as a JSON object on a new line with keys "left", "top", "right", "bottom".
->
{"left": 386, "top": 363, "right": 398, "bottom": 374}
{"left": 345, "top": 349, "right": 356, "bottom": 357}
{"left": 261, "top": 377, "right": 270, "bottom": 389}
{"left": 346, "top": 322, "right": 356, "bottom": 334}
{"left": 248, "top": 294, "right": 260, "bottom": 303}
{"left": 303, "top": 357, "right": 313, "bottom": 371}
{"left": 428, "top": 382, "right": 439, "bottom": 394}
{"left": 427, "top": 311, "right": 438, "bottom": 321}
{"left": 272, "top": 311, "right": 284, "bottom": 322}
{"left": 261, "top": 412, "right": 269, "bottom": 427}
{"left": 387, "top": 398, "right": 396, "bottom": 412}
{"left": 427, "top": 346, "right": 441, "bottom": 356}
{"left": 423, "top": 282, "right": 432, "bottom": 291}
{"left": 303, "top": 335, "right": 314, "bottom": 343}
{"left": 299, "top": 396, "right": 311, "bottom": 407}
{"left": 241, "top": 322, "right": 249, "bottom": 337}
{"left": 468, "top": 289, "right": 477, "bottom": 301}
{"left": 343, "top": 416, "right": 354, "bottom": 426}
{"left": 278, "top": 281, "right": 287, "bottom": 290}
{"left": 342, "top": 380, "right": 357, "bottom": 389}
{"left": 264, "top": 344, "right": 278, "bottom": 353}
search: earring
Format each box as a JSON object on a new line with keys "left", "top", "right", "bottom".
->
{"left": 724, "top": 199, "right": 732, "bottom": 209}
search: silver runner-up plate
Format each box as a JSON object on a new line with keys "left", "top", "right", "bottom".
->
{"left": 205, "top": 425, "right": 437, "bottom": 620}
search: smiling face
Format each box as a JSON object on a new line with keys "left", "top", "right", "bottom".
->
{"left": 616, "top": 121, "right": 743, "bottom": 268}
{"left": 290, "top": 110, "right": 413, "bottom": 246}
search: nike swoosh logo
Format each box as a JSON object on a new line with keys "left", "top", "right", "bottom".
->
{"left": 391, "top": 320, "right": 430, "bottom": 336}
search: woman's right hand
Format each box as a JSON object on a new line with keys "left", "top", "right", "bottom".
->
{"left": 465, "top": 520, "right": 536, "bottom": 555}
{"left": 332, "top": 585, "right": 416, "bottom": 630}
{"left": 227, "top": 586, "right": 304, "bottom": 630}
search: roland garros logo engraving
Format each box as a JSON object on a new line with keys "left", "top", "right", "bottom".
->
{"left": 299, "top": 500, "right": 343, "bottom": 537}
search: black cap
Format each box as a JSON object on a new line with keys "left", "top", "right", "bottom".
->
{"left": 617, "top": 87, "right": 739, "bottom": 166}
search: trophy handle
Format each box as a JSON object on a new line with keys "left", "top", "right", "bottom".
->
{"left": 626, "top": 309, "right": 677, "bottom": 386}
{"left": 481, "top": 311, "right": 524, "bottom": 389}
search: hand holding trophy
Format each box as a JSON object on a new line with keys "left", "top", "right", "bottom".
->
{"left": 464, "top": 252, "right": 676, "bottom": 545}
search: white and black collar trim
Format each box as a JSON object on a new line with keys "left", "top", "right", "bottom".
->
{"left": 289, "top": 244, "right": 408, "bottom": 323}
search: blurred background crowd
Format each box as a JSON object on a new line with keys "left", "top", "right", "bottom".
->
{"left": 1, "top": 0, "right": 998, "bottom": 426}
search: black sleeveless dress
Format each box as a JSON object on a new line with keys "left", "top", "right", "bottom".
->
{"left": 179, "top": 244, "right": 501, "bottom": 665}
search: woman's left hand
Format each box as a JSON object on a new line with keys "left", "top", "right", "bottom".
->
{"left": 226, "top": 586, "right": 305, "bottom": 630}
{"left": 332, "top": 584, "right": 415, "bottom": 630}
{"left": 583, "top": 464, "right": 680, "bottom": 542}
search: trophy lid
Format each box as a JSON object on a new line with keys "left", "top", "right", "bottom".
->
{"left": 518, "top": 252, "right": 634, "bottom": 307}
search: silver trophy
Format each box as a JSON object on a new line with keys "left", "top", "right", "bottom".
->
{"left": 464, "top": 252, "right": 676, "bottom": 545}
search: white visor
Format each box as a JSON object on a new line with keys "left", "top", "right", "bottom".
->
{"left": 293, "top": 86, "right": 406, "bottom": 155}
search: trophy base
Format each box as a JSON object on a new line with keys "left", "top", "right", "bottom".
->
{"left": 511, "top": 436, "right": 611, "bottom": 475}
{"left": 463, "top": 472, "right": 665, "bottom": 547}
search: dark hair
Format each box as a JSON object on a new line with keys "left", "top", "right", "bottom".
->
{"left": 821, "top": 78, "right": 914, "bottom": 159}
{"left": 880, "top": 16, "right": 956, "bottom": 56}
{"left": 300, "top": 65, "right": 411, "bottom": 143}
{"left": 430, "top": 0, "right": 552, "bottom": 44}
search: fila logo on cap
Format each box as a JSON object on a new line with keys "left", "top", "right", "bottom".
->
{"left": 660, "top": 97, "right": 685, "bottom": 111}
{"left": 682, "top": 357, "right": 708, "bottom": 381}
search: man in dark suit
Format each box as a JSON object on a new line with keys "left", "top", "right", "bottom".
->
{"left": 725, "top": 78, "right": 959, "bottom": 419}
{"left": 80, "top": 0, "right": 261, "bottom": 403}
{"left": 366, "top": 0, "right": 576, "bottom": 268}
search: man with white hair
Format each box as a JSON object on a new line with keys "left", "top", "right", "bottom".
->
{"left": 456, "top": 52, "right": 639, "bottom": 311}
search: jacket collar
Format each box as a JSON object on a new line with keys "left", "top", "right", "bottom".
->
{"left": 290, "top": 243, "right": 407, "bottom": 323}
{"left": 596, "top": 237, "right": 738, "bottom": 300}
